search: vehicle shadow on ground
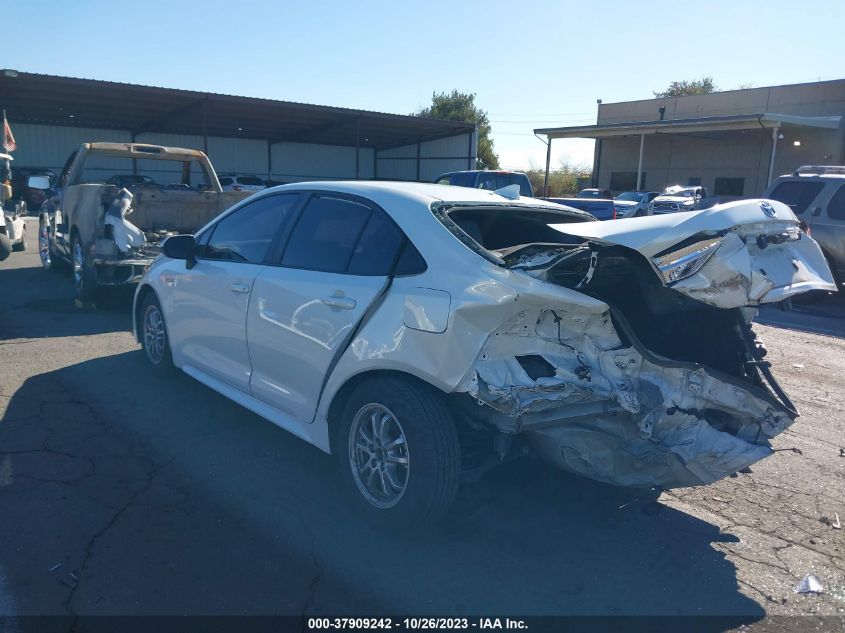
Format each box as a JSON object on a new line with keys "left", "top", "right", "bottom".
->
{"left": 0, "top": 350, "right": 764, "bottom": 624}
{"left": 0, "top": 264, "right": 133, "bottom": 341}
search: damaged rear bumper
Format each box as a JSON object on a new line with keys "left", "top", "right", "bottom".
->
{"left": 92, "top": 256, "right": 154, "bottom": 286}
{"left": 460, "top": 303, "right": 795, "bottom": 489}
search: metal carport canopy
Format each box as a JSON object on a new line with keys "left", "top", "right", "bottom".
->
{"left": 534, "top": 113, "right": 842, "bottom": 191}
{"left": 0, "top": 71, "right": 475, "bottom": 150}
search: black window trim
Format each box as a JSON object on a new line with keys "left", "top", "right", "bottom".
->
{"left": 196, "top": 191, "right": 306, "bottom": 265}
{"left": 268, "top": 190, "right": 427, "bottom": 277}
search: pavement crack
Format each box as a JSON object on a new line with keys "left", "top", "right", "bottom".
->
{"left": 301, "top": 533, "right": 325, "bottom": 617}
{"left": 61, "top": 451, "right": 183, "bottom": 622}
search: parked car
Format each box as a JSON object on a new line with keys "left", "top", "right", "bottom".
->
{"left": 544, "top": 196, "right": 615, "bottom": 220}
{"left": 434, "top": 170, "right": 533, "bottom": 197}
{"left": 218, "top": 173, "right": 267, "bottom": 193}
{"left": 764, "top": 165, "right": 845, "bottom": 287}
{"left": 613, "top": 191, "right": 659, "bottom": 218}
{"left": 0, "top": 153, "right": 28, "bottom": 260}
{"left": 38, "top": 142, "right": 252, "bottom": 301}
{"left": 576, "top": 188, "right": 612, "bottom": 199}
{"left": 650, "top": 185, "right": 711, "bottom": 214}
{"left": 11, "top": 166, "right": 57, "bottom": 214}
{"left": 133, "top": 181, "right": 833, "bottom": 526}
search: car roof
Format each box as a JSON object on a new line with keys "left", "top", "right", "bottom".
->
{"left": 263, "top": 180, "right": 554, "bottom": 207}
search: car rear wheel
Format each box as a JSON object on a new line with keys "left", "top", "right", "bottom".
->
{"left": 71, "top": 234, "right": 98, "bottom": 301}
{"left": 140, "top": 293, "right": 173, "bottom": 372}
{"left": 336, "top": 376, "right": 460, "bottom": 528}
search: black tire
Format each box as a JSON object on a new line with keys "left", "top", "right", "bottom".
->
{"left": 71, "top": 233, "right": 98, "bottom": 301}
{"left": 335, "top": 376, "right": 460, "bottom": 528}
{"left": 634, "top": 209, "right": 644, "bottom": 217}
{"left": 12, "top": 225, "right": 26, "bottom": 252}
{"left": 38, "top": 218, "right": 68, "bottom": 272}
{"left": 139, "top": 292, "right": 174, "bottom": 372}
{"left": 0, "top": 234, "right": 11, "bottom": 261}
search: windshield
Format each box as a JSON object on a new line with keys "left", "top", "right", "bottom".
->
{"left": 662, "top": 189, "right": 693, "bottom": 198}
{"left": 615, "top": 192, "right": 643, "bottom": 202}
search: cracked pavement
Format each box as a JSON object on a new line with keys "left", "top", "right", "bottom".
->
{"left": 0, "top": 218, "right": 843, "bottom": 624}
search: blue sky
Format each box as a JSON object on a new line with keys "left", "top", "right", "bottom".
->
{"left": 4, "top": 0, "right": 843, "bottom": 170}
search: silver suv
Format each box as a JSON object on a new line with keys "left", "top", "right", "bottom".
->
{"left": 764, "top": 166, "right": 845, "bottom": 287}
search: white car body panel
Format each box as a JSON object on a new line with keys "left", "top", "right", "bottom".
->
{"left": 135, "top": 183, "right": 836, "bottom": 489}
{"left": 247, "top": 266, "right": 388, "bottom": 422}
{"left": 164, "top": 259, "right": 264, "bottom": 392}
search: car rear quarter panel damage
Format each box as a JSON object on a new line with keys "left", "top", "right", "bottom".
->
{"left": 319, "top": 247, "right": 792, "bottom": 490}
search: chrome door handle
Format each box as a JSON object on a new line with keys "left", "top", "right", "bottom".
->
{"left": 321, "top": 296, "right": 356, "bottom": 310}
{"left": 229, "top": 282, "right": 251, "bottom": 294}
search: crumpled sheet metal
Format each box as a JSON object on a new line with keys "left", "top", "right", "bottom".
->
{"left": 463, "top": 301, "right": 791, "bottom": 488}
{"left": 672, "top": 229, "right": 835, "bottom": 309}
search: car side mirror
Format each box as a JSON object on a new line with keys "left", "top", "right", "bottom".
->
{"left": 27, "top": 175, "right": 51, "bottom": 190}
{"left": 163, "top": 234, "right": 197, "bottom": 268}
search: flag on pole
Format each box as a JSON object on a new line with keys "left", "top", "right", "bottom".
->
{"left": 2, "top": 110, "right": 16, "bottom": 153}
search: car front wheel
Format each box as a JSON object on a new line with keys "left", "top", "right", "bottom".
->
{"left": 336, "top": 376, "right": 460, "bottom": 528}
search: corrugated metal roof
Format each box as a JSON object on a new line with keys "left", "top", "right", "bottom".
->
{"left": 0, "top": 71, "right": 474, "bottom": 149}
{"left": 535, "top": 113, "right": 843, "bottom": 139}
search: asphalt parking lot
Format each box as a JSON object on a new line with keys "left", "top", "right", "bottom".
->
{"left": 1, "top": 218, "right": 843, "bottom": 626}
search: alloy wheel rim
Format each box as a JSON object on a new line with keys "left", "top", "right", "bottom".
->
{"left": 349, "top": 403, "right": 409, "bottom": 509}
{"left": 72, "top": 240, "right": 84, "bottom": 289}
{"left": 39, "top": 225, "right": 51, "bottom": 268}
{"left": 143, "top": 305, "right": 166, "bottom": 364}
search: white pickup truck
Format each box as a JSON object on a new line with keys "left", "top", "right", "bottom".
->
{"left": 38, "top": 142, "right": 251, "bottom": 300}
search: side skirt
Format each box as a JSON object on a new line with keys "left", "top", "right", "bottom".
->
{"left": 181, "top": 364, "right": 332, "bottom": 453}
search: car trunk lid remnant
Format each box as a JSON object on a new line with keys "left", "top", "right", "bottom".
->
{"left": 545, "top": 199, "right": 836, "bottom": 308}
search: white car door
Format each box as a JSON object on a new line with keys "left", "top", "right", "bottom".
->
{"left": 167, "top": 193, "right": 302, "bottom": 392}
{"left": 246, "top": 194, "right": 411, "bottom": 422}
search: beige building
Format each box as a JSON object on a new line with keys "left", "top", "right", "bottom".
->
{"left": 536, "top": 79, "right": 845, "bottom": 198}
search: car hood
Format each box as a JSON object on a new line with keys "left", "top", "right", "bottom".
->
{"left": 546, "top": 199, "right": 837, "bottom": 308}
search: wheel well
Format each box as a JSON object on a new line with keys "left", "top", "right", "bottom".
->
{"left": 134, "top": 284, "right": 155, "bottom": 340}
{"left": 326, "top": 369, "right": 448, "bottom": 453}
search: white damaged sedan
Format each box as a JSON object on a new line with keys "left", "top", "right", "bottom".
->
{"left": 133, "top": 183, "right": 835, "bottom": 526}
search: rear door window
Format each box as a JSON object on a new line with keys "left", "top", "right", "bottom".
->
{"left": 768, "top": 180, "right": 825, "bottom": 215}
{"left": 281, "top": 196, "right": 372, "bottom": 273}
{"left": 347, "top": 208, "right": 406, "bottom": 276}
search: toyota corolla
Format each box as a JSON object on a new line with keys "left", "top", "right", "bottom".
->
{"left": 133, "top": 182, "right": 835, "bottom": 526}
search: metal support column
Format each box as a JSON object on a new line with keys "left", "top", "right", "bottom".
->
{"left": 636, "top": 133, "right": 645, "bottom": 190}
{"left": 267, "top": 140, "right": 272, "bottom": 182}
{"left": 355, "top": 117, "right": 361, "bottom": 180}
{"left": 767, "top": 125, "right": 781, "bottom": 187}
{"left": 415, "top": 142, "right": 421, "bottom": 182}
{"left": 468, "top": 128, "right": 476, "bottom": 169}
{"left": 201, "top": 99, "right": 208, "bottom": 154}
{"left": 543, "top": 137, "right": 552, "bottom": 197}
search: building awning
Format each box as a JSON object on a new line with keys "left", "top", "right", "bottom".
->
{"left": 0, "top": 71, "right": 475, "bottom": 150}
{"left": 535, "top": 113, "right": 842, "bottom": 139}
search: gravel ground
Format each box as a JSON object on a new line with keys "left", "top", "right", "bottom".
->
{"left": 0, "top": 218, "right": 843, "bottom": 628}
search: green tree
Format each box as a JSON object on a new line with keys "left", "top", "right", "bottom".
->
{"left": 653, "top": 77, "right": 718, "bottom": 98}
{"left": 415, "top": 90, "right": 499, "bottom": 170}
